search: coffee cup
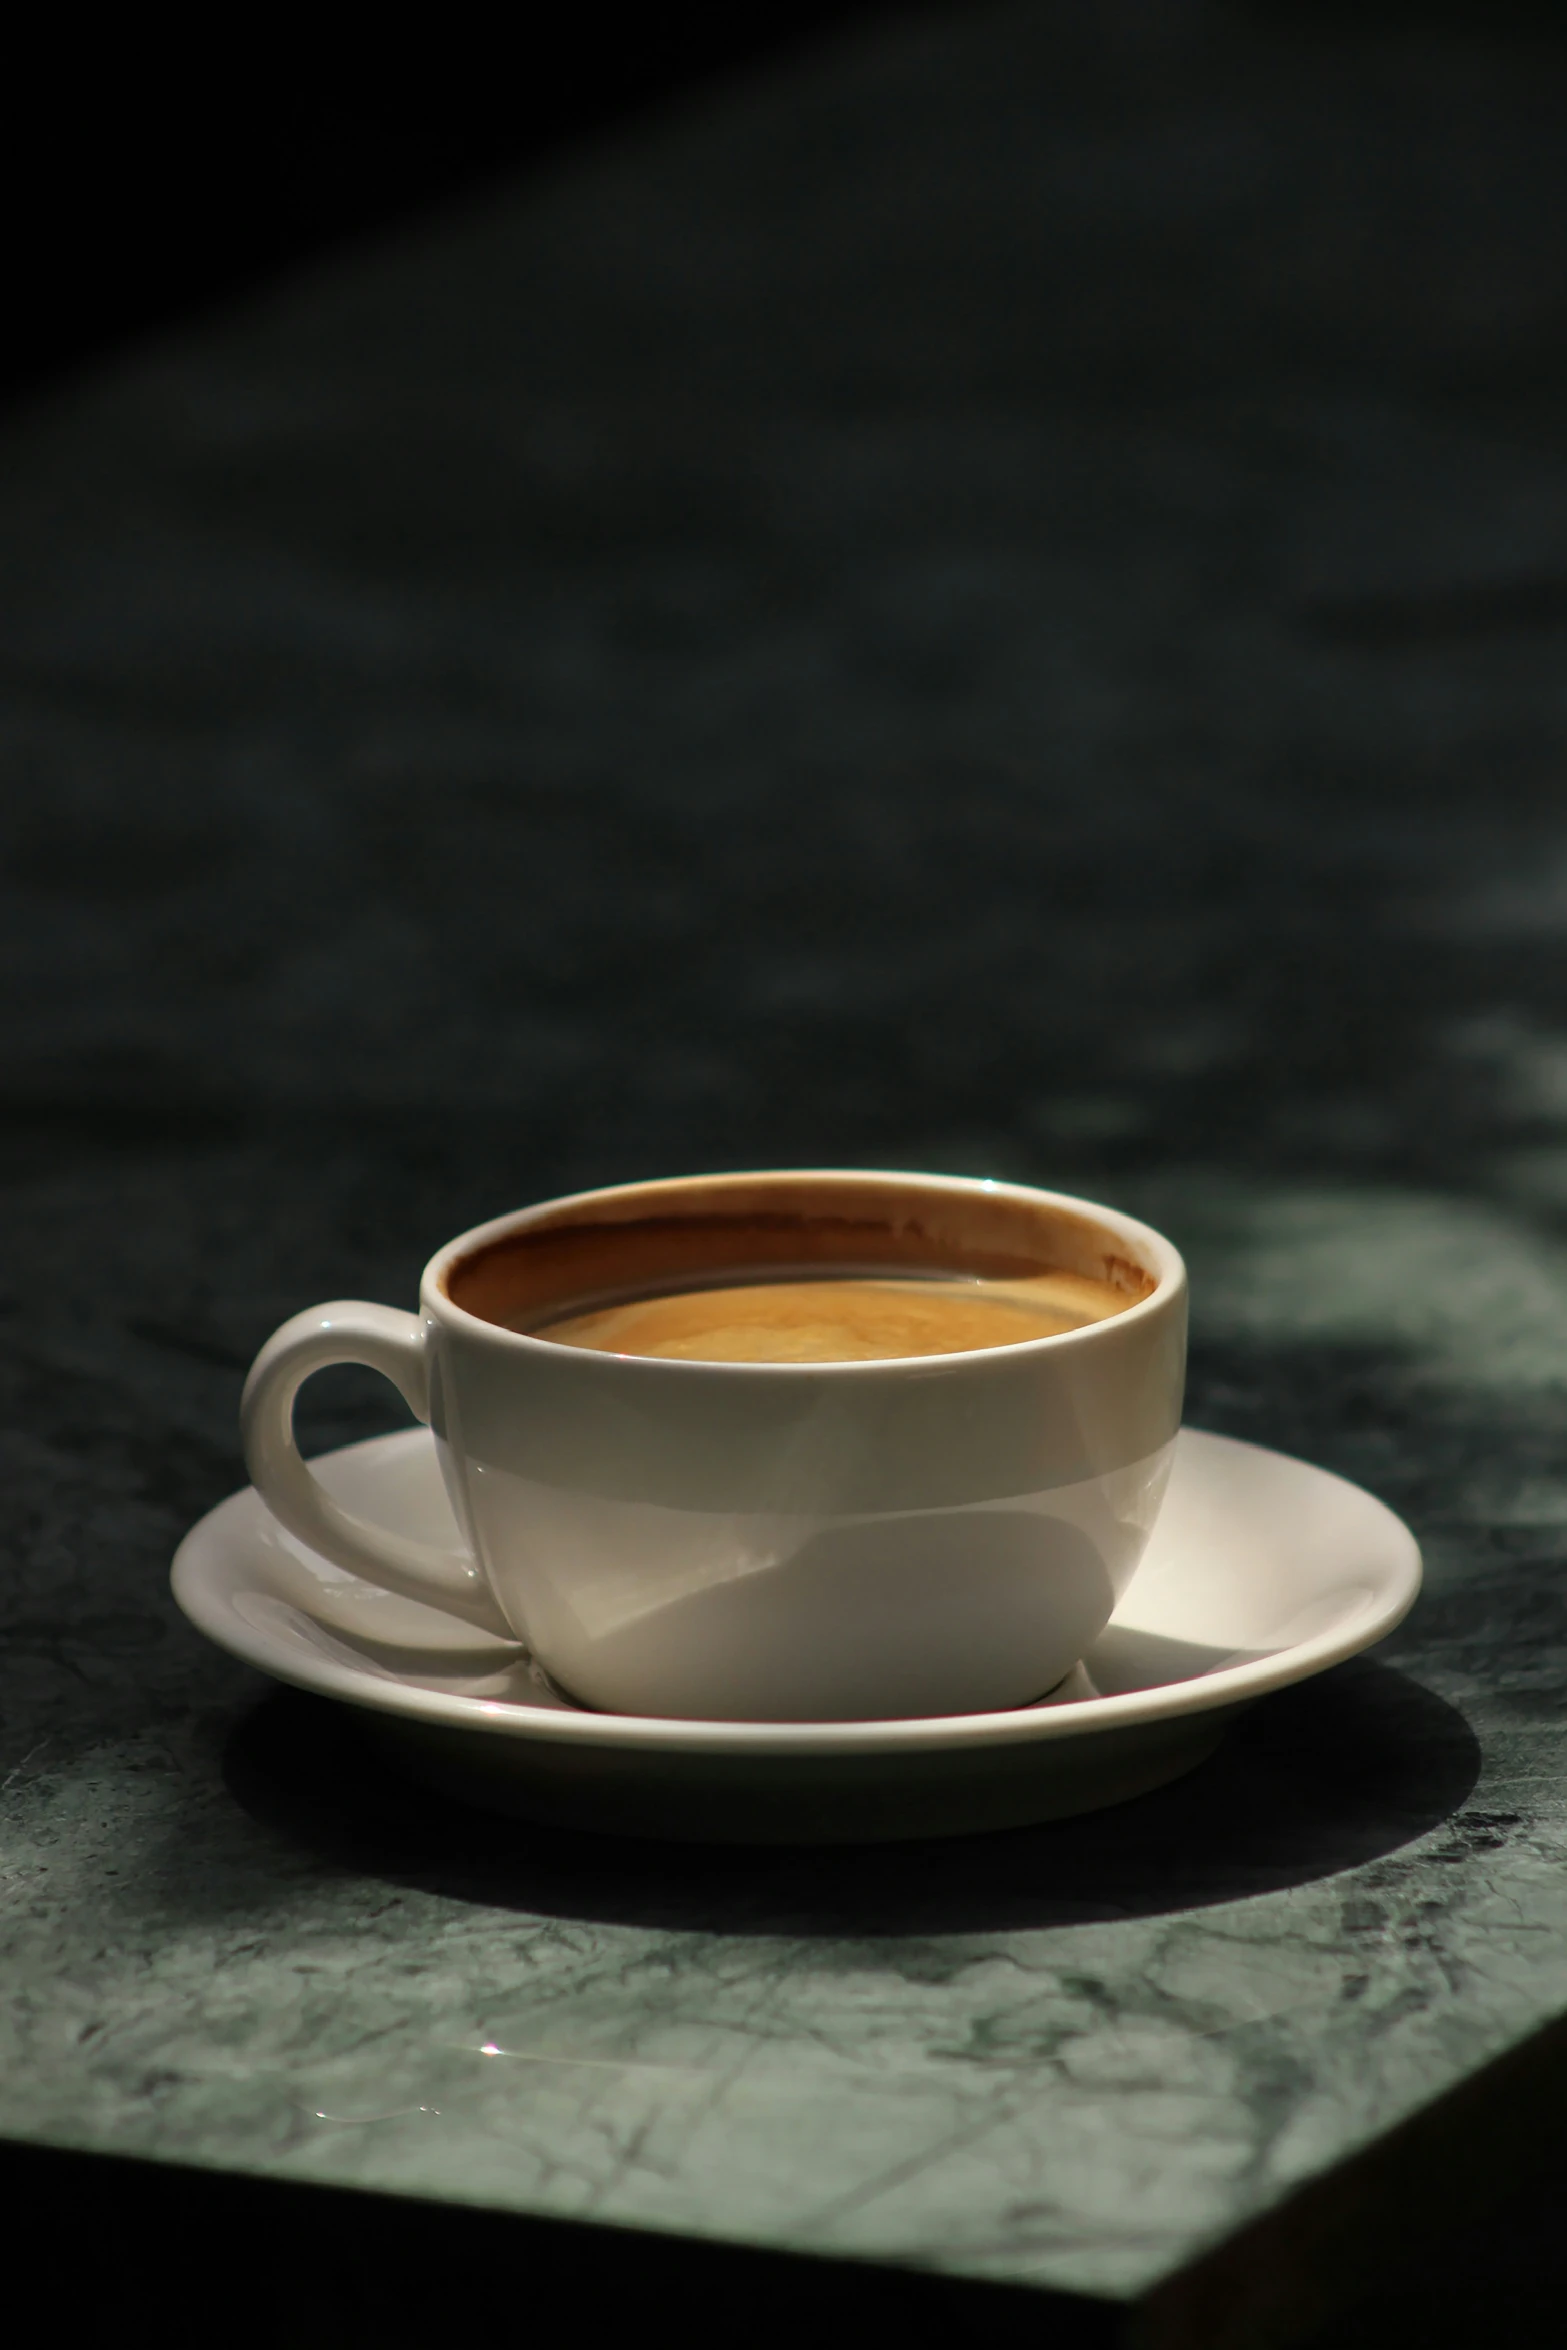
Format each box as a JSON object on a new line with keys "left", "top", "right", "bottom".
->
{"left": 241, "top": 1170, "right": 1187, "bottom": 1721}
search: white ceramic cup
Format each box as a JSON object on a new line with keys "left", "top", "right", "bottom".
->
{"left": 241, "top": 1170, "right": 1187, "bottom": 1722}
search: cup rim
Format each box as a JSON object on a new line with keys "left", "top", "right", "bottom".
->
{"left": 421, "top": 1168, "right": 1186, "bottom": 1375}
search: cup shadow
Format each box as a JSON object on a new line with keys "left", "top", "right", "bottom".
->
{"left": 222, "top": 1657, "right": 1480, "bottom": 1935}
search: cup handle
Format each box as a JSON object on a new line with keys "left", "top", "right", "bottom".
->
{"left": 241, "top": 1301, "right": 516, "bottom": 1639}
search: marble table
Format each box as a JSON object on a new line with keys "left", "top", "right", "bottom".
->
{"left": 6, "top": 5, "right": 1567, "bottom": 2340}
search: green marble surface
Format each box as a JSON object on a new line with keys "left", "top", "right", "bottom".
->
{"left": 6, "top": 3, "right": 1567, "bottom": 2335}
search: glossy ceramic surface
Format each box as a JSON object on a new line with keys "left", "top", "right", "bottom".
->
{"left": 240, "top": 1171, "right": 1188, "bottom": 1721}
{"left": 173, "top": 1424, "right": 1420, "bottom": 1843}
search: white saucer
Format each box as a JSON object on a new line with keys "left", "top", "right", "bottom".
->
{"left": 172, "top": 1427, "right": 1421, "bottom": 1844}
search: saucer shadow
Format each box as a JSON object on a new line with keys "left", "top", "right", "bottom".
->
{"left": 222, "top": 1658, "right": 1480, "bottom": 1935}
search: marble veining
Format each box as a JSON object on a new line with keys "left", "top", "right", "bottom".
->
{"left": 0, "top": 1573, "right": 1559, "bottom": 2304}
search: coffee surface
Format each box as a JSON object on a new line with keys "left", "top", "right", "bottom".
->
{"left": 537, "top": 1271, "right": 1131, "bottom": 1362}
{"left": 442, "top": 1177, "right": 1158, "bottom": 1335}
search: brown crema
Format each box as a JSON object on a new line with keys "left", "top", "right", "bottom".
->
{"left": 538, "top": 1272, "right": 1130, "bottom": 1362}
{"left": 441, "top": 1174, "right": 1155, "bottom": 1360}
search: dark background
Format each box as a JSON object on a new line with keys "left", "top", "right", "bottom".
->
{"left": 7, "top": 0, "right": 1560, "bottom": 408}
{"left": 5, "top": 7, "right": 903, "bottom": 404}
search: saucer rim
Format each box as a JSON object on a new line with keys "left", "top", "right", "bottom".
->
{"left": 172, "top": 1426, "right": 1422, "bottom": 1757}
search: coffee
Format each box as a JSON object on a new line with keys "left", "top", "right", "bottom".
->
{"left": 442, "top": 1178, "right": 1157, "bottom": 1349}
{"left": 537, "top": 1270, "right": 1131, "bottom": 1363}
